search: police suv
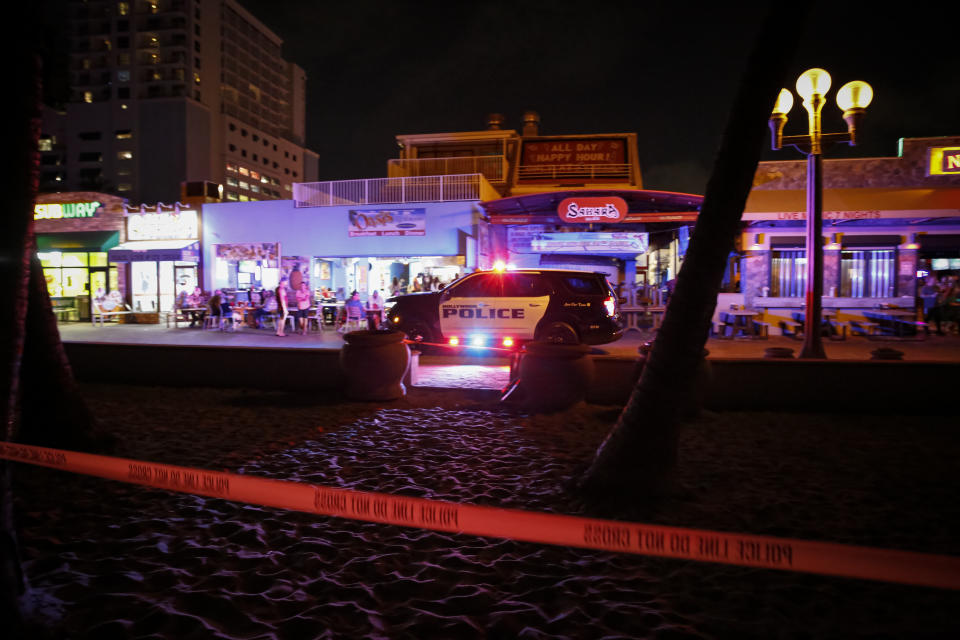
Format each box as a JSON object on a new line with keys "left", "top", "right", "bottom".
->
{"left": 386, "top": 268, "right": 623, "bottom": 348}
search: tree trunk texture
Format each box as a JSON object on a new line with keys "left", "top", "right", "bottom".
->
{"left": 1, "top": 50, "right": 43, "bottom": 634}
{"left": 580, "top": 8, "right": 808, "bottom": 500}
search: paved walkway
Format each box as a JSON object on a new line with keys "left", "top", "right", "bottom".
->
{"left": 59, "top": 322, "right": 960, "bottom": 361}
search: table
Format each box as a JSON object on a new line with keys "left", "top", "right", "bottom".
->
{"left": 174, "top": 307, "right": 206, "bottom": 328}
{"left": 723, "top": 309, "right": 762, "bottom": 338}
{"left": 620, "top": 306, "right": 666, "bottom": 332}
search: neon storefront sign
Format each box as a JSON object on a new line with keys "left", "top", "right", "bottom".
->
{"left": 557, "top": 197, "right": 627, "bottom": 223}
{"left": 127, "top": 210, "right": 199, "bottom": 240}
{"left": 34, "top": 202, "right": 101, "bottom": 220}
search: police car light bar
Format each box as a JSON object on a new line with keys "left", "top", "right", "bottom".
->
{"left": 470, "top": 335, "right": 486, "bottom": 347}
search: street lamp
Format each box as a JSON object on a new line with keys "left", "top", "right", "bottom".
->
{"left": 769, "top": 68, "right": 873, "bottom": 359}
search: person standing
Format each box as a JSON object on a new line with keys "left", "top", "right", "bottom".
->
{"left": 295, "top": 280, "right": 312, "bottom": 335}
{"left": 920, "top": 275, "right": 944, "bottom": 336}
{"left": 275, "top": 278, "right": 290, "bottom": 337}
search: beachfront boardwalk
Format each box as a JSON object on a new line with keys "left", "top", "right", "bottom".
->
{"left": 59, "top": 321, "right": 960, "bottom": 361}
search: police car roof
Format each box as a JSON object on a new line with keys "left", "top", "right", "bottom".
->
{"left": 476, "top": 268, "right": 607, "bottom": 276}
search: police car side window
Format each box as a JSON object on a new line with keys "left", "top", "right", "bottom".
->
{"left": 562, "top": 276, "right": 604, "bottom": 295}
{"left": 451, "top": 274, "right": 500, "bottom": 297}
{"left": 502, "top": 274, "right": 550, "bottom": 297}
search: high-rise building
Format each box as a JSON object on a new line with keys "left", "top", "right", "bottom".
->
{"left": 40, "top": 0, "right": 318, "bottom": 205}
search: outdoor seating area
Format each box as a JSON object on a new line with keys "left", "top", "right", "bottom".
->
{"left": 714, "top": 306, "right": 768, "bottom": 340}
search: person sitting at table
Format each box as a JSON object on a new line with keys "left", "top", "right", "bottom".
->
{"left": 254, "top": 290, "right": 276, "bottom": 329}
{"left": 366, "top": 289, "right": 384, "bottom": 330}
{"left": 186, "top": 286, "right": 206, "bottom": 327}
{"left": 207, "top": 290, "right": 223, "bottom": 329}
{"left": 226, "top": 296, "right": 245, "bottom": 331}
{"left": 295, "top": 281, "right": 312, "bottom": 335}
{"left": 340, "top": 290, "right": 365, "bottom": 332}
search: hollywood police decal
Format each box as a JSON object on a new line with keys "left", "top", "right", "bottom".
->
{"left": 442, "top": 305, "right": 525, "bottom": 319}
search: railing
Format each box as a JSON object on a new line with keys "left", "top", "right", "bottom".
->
{"left": 294, "top": 173, "right": 499, "bottom": 208}
{"left": 387, "top": 156, "right": 506, "bottom": 184}
{"left": 517, "top": 163, "right": 633, "bottom": 182}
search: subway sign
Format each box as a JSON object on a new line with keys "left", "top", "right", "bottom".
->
{"left": 34, "top": 201, "right": 101, "bottom": 220}
{"left": 929, "top": 147, "right": 960, "bottom": 175}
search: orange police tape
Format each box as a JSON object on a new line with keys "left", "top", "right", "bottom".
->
{"left": 2, "top": 440, "right": 959, "bottom": 590}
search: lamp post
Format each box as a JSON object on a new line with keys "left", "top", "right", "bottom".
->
{"left": 769, "top": 68, "right": 873, "bottom": 359}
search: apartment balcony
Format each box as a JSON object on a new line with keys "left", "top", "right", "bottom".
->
{"left": 294, "top": 174, "right": 499, "bottom": 208}
{"left": 387, "top": 155, "right": 506, "bottom": 185}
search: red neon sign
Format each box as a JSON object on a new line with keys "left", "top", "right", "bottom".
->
{"left": 558, "top": 197, "right": 627, "bottom": 223}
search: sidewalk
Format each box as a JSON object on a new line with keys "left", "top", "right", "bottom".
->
{"left": 58, "top": 322, "right": 960, "bottom": 361}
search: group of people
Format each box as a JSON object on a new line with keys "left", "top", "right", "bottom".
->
{"left": 920, "top": 274, "right": 960, "bottom": 336}
{"left": 272, "top": 280, "right": 384, "bottom": 337}
{"left": 389, "top": 273, "right": 457, "bottom": 296}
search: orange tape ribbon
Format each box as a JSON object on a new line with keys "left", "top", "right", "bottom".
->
{"left": 2, "top": 441, "right": 958, "bottom": 590}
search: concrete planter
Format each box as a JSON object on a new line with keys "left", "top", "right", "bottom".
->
{"left": 519, "top": 342, "right": 594, "bottom": 413}
{"left": 340, "top": 330, "right": 411, "bottom": 401}
{"left": 635, "top": 342, "right": 712, "bottom": 420}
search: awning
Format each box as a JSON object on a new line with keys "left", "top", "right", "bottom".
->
{"left": 481, "top": 189, "right": 703, "bottom": 224}
{"left": 743, "top": 187, "right": 960, "bottom": 219}
{"left": 108, "top": 240, "right": 200, "bottom": 263}
{"left": 36, "top": 230, "right": 119, "bottom": 251}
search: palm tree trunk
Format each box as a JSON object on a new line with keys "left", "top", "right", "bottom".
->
{"left": 0, "top": 50, "right": 42, "bottom": 633}
{"left": 580, "top": 7, "right": 808, "bottom": 498}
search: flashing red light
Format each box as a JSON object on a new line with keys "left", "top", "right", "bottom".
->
{"left": 448, "top": 336, "right": 460, "bottom": 346}
{"left": 502, "top": 336, "right": 514, "bottom": 347}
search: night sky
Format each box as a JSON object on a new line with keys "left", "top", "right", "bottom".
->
{"left": 41, "top": 1, "right": 959, "bottom": 195}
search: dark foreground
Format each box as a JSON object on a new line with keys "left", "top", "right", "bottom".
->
{"left": 12, "top": 384, "right": 960, "bottom": 639}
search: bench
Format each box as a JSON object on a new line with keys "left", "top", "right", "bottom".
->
{"left": 827, "top": 320, "right": 849, "bottom": 340}
{"left": 91, "top": 303, "right": 133, "bottom": 326}
{"left": 779, "top": 319, "right": 803, "bottom": 339}
{"left": 752, "top": 321, "right": 770, "bottom": 339}
{"left": 163, "top": 309, "right": 193, "bottom": 328}
{"left": 849, "top": 320, "right": 878, "bottom": 337}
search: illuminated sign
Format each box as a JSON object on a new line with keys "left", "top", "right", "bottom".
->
{"left": 34, "top": 202, "right": 101, "bottom": 220}
{"left": 126, "top": 210, "right": 199, "bottom": 240}
{"left": 558, "top": 197, "right": 628, "bottom": 223}
{"left": 531, "top": 232, "right": 648, "bottom": 254}
{"left": 929, "top": 147, "right": 960, "bottom": 175}
{"left": 348, "top": 208, "right": 425, "bottom": 237}
{"left": 522, "top": 138, "right": 626, "bottom": 166}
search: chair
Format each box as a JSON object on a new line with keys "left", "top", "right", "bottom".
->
{"left": 203, "top": 313, "right": 226, "bottom": 331}
{"left": 307, "top": 307, "right": 325, "bottom": 331}
{"left": 340, "top": 304, "right": 366, "bottom": 332}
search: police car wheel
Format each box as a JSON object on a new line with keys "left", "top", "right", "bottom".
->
{"left": 405, "top": 319, "right": 434, "bottom": 344}
{"left": 536, "top": 321, "right": 579, "bottom": 345}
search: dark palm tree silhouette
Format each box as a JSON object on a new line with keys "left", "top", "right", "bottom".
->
{"left": 580, "top": 7, "right": 808, "bottom": 499}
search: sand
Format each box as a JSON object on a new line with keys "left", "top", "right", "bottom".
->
{"left": 11, "top": 383, "right": 960, "bottom": 639}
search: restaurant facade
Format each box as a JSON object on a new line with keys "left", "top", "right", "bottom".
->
{"left": 202, "top": 178, "right": 489, "bottom": 301}
{"left": 735, "top": 135, "right": 960, "bottom": 331}
{"left": 35, "top": 192, "right": 128, "bottom": 320}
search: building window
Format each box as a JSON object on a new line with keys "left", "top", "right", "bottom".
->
{"left": 115, "top": 129, "right": 132, "bottom": 139}
{"left": 238, "top": 167, "right": 249, "bottom": 176}
{"left": 840, "top": 249, "right": 895, "bottom": 298}
{"left": 118, "top": 88, "right": 130, "bottom": 98}
{"left": 226, "top": 177, "right": 238, "bottom": 187}
{"left": 228, "top": 144, "right": 236, "bottom": 152}
{"left": 78, "top": 131, "right": 102, "bottom": 141}
{"left": 117, "top": 150, "right": 133, "bottom": 160}
{"left": 226, "top": 191, "right": 239, "bottom": 201}
{"left": 118, "top": 70, "right": 130, "bottom": 82}
{"left": 118, "top": 183, "right": 132, "bottom": 192}
{"left": 770, "top": 250, "right": 806, "bottom": 297}
{"left": 226, "top": 162, "right": 238, "bottom": 173}
{"left": 118, "top": 2, "right": 129, "bottom": 16}
{"left": 78, "top": 151, "right": 102, "bottom": 162}
{"left": 83, "top": 91, "right": 93, "bottom": 103}
{"left": 239, "top": 180, "right": 249, "bottom": 190}
{"left": 39, "top": 136, "right": 53, "bottom": 152}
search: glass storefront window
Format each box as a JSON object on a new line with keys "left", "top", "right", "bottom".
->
{"left": 62, "top": 253, "right": 89, "bottom": 267}
{"left": 89, "top": 252, "right": 108, "bottom": 267}
{"left": 39, "top": 251, "right": 63, "bottom": 268}
{"left": 61, "top": 268, "right": 89, "bottom": 297}
{"left": 132, "top": 262, "right": 159, "bottom": 312}
{"left": 840, "top": 249, "right": 895, "bottom": 298}
{"left": 770, "top": 250, "right": 807, "bottom": 297}
{"left": 43, "top": 268, "right": 63, "bottom": 297}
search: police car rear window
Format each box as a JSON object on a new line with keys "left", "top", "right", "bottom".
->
{"left": 561, "top": 276, "right": 605, "bottom": 295}
{"left": 450, "top": 274, "right": 500, "bottom": 297}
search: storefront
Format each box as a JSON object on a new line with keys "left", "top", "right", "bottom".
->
{"left": 202, "top": 198, "right": 483, "bottom": 303}
{"left": 481, "top": 189, "right": 703, "bottom": 294}
{"left": 737, "top": 136, "right": 960, "bottom": 329}
{"left": 107, "top": 204, "right": 201, "bottom": 314}
{"left": 34, "top": 192, "right": 128, "bottom": 320}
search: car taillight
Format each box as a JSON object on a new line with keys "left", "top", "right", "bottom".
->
{"left": 603, "top": 295, "right": 616, "bottom": 316}
{"left": 448, "top": 336, "right": 459, "bottom": 346}
{"left": 502, "top": 336, "right": 514, "bottom": 347}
